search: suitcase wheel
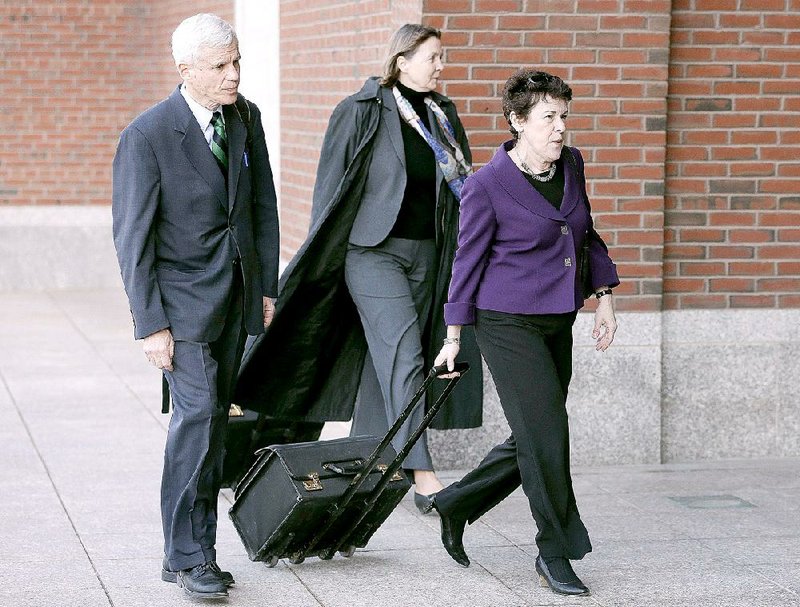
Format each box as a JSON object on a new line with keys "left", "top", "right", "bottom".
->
{"left": 318, "top": 549, "right": 335, "bottom": 560}
{"left": 339, "top": 545, "right": 356, "bottom": 558}
{"left": 264, "top": 555, "right": 279, "bottom": 568}
{"left": 288, "top": 554, "right": 305, "bottom": 565}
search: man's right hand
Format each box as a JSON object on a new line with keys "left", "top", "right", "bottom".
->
{"left": 143, "top": 328, "right": 174, "bottom": 371}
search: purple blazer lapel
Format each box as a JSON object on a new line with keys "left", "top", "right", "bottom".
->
{"left": 488, "top": 141, "right": 563, "bottom": 222}
{"left": 559, "top": 146, "right": 583, "bottom": 217}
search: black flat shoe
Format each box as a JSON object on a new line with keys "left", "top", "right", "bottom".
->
{"left": 161, "top": 557, "right": 177, "bottom": 584}
{"left": 162, "top": 558, "right": 234, "bottom": 587}
{"left": 414, "top": 491, "right": 437, "bottom": 514}
{"left": 176, "top": 563, "right": 228, "bottom": 598}
{"left": 208, "top": 561, "right": 235, "bottom": 587}
{"left": 535, "top": 555, "right": 589, "bottom": 596}
{"left": 432, "top": 498, "right": 470, "bottom": 567}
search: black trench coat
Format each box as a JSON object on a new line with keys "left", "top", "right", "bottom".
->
{"left": 234, "top": 78, "right": 483, "bottom": 429}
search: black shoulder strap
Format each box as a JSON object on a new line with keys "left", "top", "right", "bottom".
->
{"left": 234, "top": 96, "right": 256, "bottom": 196}
{"left": 564, "top": 146, "right": 590, "bottom": 211}
{"left": 234, "top": 96, "right": 253, "bottom": 150}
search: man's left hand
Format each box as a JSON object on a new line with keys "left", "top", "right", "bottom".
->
{"left": 263, "top": 296, "right": 276, "bottom": 328}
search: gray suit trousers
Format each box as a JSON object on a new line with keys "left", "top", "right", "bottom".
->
{"left": 345, "top": 237, "right": 436, "bottom": 471}
{"left": 161, "top": 274, "right": 246, "bottom": 571}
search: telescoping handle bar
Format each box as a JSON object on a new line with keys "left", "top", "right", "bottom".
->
{"left": 303, "top": 362, "right": 470, "bottom": 556}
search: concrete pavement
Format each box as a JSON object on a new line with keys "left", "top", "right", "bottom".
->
{"left": 1, "top": 288, "right": 799, "bottom": 607}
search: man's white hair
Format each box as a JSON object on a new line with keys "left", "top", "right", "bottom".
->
{"left": 171, "top": 13, "right": 238, "bottom": 66}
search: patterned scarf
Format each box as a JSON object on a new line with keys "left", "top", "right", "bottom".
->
{"left": 392, "top": 86, "right": 472, "bottom": 200}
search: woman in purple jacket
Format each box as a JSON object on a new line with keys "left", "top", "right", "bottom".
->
{"left": 432, "top": 70, "right": 619, "bottom": 596}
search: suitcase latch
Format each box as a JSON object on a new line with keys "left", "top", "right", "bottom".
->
{"left": 302, "top": 472, "right": 323, "bottom": 491}
{"left": 377, "top": 464, "right": 404, "bottom": 482}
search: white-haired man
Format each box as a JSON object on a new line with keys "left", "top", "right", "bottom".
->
{"left": 112, "top": 13, "right": 278, "bottom": 598}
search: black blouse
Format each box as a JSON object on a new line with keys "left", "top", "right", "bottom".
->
{"left": 389, "top": 81, "right": 437, "bottom": 240}
{"left": 522, "top": 159, "right": 565, "bottom": 210}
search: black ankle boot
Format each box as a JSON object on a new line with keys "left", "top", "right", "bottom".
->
{"left": 535, "top": 555, "right": 589, "bottom": 596}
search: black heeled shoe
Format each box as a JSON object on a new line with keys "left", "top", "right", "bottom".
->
{"left": 414, "top": 491, "right": 437, "bottom": 514}
{"left": 432, "top": 498, "right": 470, "bottom": 567}
{"left": 535, "top": 555, "right": 589, "bottom": 596}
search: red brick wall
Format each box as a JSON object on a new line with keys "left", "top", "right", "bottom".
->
{"left": 1, "top": 1, "right": 151, "bottom": 205}
{"left": 0, "top": 1, "right": 232, "bottom": 207}
{"left": 278, "top": 0, "right": 423, "bottom": 260}
{"left": 664, "top": 0, "right": 800, "bottom": 309}
{"left": 3, "top": 1, "right": 798, "bottom": 311}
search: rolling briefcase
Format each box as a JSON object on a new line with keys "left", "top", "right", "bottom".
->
{"left": 223, "top": 407, "right": 324, "bottom": 489}
{"left": 228, "top": 362, "right": 469, "bottom": 566}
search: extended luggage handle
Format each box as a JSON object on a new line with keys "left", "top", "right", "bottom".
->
{"left": 302, "top": 362, "right": 469, "bottom": 557}
{"left": 341, "top": 361, "right": 469, "bottom": 503}
{"left": 368, "top": 362, "right": 469, "bottom": 499}
{"left": 323, "top": 363, "right": 468, "bottom": 483}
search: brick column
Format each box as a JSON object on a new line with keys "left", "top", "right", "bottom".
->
{"left": 664, "top": 1, "right": 800, "bottom": 309}
{"left": 278, "top": 0, "right": 423, "bottom": 260}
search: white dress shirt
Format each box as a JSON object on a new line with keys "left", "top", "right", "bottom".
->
{"left": 180, "top": 85, "right": 224, "bottom": 149}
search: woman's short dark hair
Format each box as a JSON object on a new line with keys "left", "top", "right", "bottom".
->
{"left": 381, "top": 24, "right": 441, "bottom": 87}
{"left": 502, "top": 69, "right": 573, "bottom": 140}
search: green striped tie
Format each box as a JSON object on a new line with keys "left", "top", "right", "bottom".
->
{"left": 210, "top": 111, "right": 228, "bottom": 175}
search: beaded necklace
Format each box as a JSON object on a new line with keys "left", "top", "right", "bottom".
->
{"left": 514, "top": 148, "right": 557, "bottom": 182}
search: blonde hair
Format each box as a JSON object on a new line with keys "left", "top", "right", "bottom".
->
{"left": 380, "top": 24, "right": 441, "bottom": 87}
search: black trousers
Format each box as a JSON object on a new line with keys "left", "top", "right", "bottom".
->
{"left": 435, "top": 309, "right": 591, "bottom": 560}
{"left": 161, "top": 272, "right": 247, "bottom": 571}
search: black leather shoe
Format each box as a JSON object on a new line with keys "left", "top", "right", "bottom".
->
{"left": 162, "top": 558, "right": 234, "bottom": 588}
{"left": 414, "top": 491, "right": 437, "bottom": 515}
{"left": 432, "top": 499, "right": 470, "bottom": 567}
{"left": 176, "top": 563, "right": 228, "bottom": 598}
{"left": 535, "top": 555, "right": 589, "bottom": 596}
{"left": 208, "top": 561, "right": 235, "bottom": 587}
{"left": 161, "top": 557, "right": 177, "bottom": 583}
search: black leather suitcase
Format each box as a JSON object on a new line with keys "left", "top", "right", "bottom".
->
{"left": 228, "top": 362, "right": 469, "bottom": 565}
{"left": 223, "top": 408, "right": 324, "bottom": 489}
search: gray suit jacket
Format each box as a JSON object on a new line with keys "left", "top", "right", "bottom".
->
{"left": 112, "top": 86, "right": 279, "bottom": 342}
{"left": 311, "top": 77, "right": 469, "bottom": 247}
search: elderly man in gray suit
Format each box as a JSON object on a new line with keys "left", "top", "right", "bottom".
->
{"left": 112, "top": 13, "right": 279, "bottom": 598}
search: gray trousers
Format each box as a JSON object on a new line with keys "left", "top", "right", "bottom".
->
{"left": 345, "top": 237, "right": 436, "bottom": 471}
{"left": 161, "top": 275, "right": 246, "bottom": 572}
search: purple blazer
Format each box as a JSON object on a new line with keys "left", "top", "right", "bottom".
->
{"left": 444, "top": 141, "right": 620, "bottom": 326}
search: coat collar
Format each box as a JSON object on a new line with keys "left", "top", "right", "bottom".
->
{"left": 353, "top": 76, "right": 454, "bottom": 108}
{"left": 168, "top": 85, "right": 244, "bottom": 213}
{"left": 487, "top": 141, "right": 582, "bottom": 221}
{"left": 353, "top": 77, "right": 456, "bottom": 170}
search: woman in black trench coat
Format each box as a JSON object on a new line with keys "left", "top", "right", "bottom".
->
{"left": 232, "top": 24, "right": 484, "bottom": 510}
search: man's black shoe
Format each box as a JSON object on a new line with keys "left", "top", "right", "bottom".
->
{"left": 162, "top": 558, "right": 234, "bottom": 588}
{"left": 208, "top": 560, "right": 235, "bottom": 587}
{"left": 161, "top": 557, "right": 177, "bottom": 583}
{"left": 433, "top": 498, "right": 470, "bottom": 567}
{"left": 176, "top": 563, "right": 228, "bottom": 598}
